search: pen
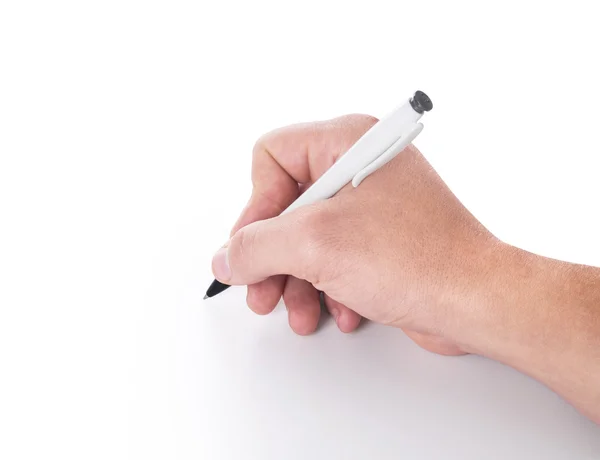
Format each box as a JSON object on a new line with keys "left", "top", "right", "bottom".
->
{"left": 204, "top": 90, "right": 433, "bottom": 300}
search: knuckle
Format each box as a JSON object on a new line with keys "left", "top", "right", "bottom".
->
{"left": 251, "top": 137, "right": 265, "bottom": 163}
{"left": 338, "top": 113, "right": 379, "bottom": 131}
{"left": 252, "top": 128, "right": 280, "bottom": 160}
{"left": 252, "top": 131, "right": 270, "bottom": 154}
{"left": 230, "top": 224, "right": 258, "bottom": 269}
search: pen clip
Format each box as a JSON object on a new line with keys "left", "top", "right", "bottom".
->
{"left": 351, "top": 122, "right": 423, "bottom": 187}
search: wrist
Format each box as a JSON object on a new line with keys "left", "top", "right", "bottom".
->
{"left": 457, "top": 243, "right": 598, "bottom": 357}
{"left": 450, "top": 242, "right": 600, "bottom": 420}
{"left": 450, "top": 242, "right": 541, "bottom": 356}
{"left": 442, "top": 239, "right": 518, "bottom": 355}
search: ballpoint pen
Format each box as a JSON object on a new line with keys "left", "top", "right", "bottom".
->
{"left": 204, "top": 90, "right": 433, "bottom": 300}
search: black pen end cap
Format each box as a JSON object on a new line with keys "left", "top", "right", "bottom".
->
{"left": 410, "top": 90, "right": 433, "bottom": 114}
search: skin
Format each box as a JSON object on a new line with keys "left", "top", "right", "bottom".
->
{"left": 211, "top": 114, "right": 600, "bottom": 423}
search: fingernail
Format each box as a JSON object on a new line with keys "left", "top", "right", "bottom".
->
{"left": 212, "top": 247, "right": 231, "bottom": 281}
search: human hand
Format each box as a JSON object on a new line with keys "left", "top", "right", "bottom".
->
{"left": 211, "top": 114, "right": 501, "bottom": 355}
{"left": 211, "top": 114, "right": 600, "bottom": 421}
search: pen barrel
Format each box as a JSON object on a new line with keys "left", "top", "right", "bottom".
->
{"left": 283, "top": 100, "right": 422, "bottom": 214}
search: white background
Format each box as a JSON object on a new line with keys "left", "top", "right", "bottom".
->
{"left": 1, "top": 1, "right": 600, "bottom": 459}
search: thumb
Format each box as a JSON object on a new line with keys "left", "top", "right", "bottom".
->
{"left": 211, "top": 204, "right": 335, "bottom": 286}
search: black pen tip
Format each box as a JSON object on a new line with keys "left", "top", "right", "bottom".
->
{"left": 203, "top": 294, "right": 209, "bottom": 300}
{"left": 204, "top": 279, "right": 231, "bottom": 299}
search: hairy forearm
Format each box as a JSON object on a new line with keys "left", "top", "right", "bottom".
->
{"left": 457, "top": 244, "right": 600, "bottom": 422}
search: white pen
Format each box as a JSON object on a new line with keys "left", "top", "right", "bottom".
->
{"left": 204, "top": 90, "right": 433, "bottom": 299}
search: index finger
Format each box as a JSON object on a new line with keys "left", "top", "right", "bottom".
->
{"left": 230, "top": 114, "right": 378, "bottom": 234}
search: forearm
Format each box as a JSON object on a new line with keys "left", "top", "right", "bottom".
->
{"left": 458, "top": 244, "right": 600, "bottom": 422}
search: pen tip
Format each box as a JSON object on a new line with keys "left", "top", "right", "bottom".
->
{"left": 203, "top": 294, "right": 209, "bottom": 300}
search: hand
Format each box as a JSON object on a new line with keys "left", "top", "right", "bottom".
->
{"left": 212, "top": 115, "right": 600, "bottom": 422}
{"left": 212, "top": 114, "right": 498, "bottom": 355}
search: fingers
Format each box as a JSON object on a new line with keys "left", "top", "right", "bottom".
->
{"left": 226, "top": 115, "right": 377, "bottom": 317}
{"left": 324, "top": 294, "right": 362, "bottom": 333}
{"left": 281, "top": 282, "right": 361, "bottom": 336}
{"left": 283, "top": 277, "right": 320, "bottom": 335}
{"left": 246, "top": 275, "right": 286, "bottom": 315}
{"left": 230, "top": 114, "right": 379, "bottom": 235}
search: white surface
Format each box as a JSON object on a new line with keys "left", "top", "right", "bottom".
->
{"left": 171, "top": 293, "right": 600, "bottom": 459}
{"left": 1, "top": 1, "right": 600, "bottom": 459}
